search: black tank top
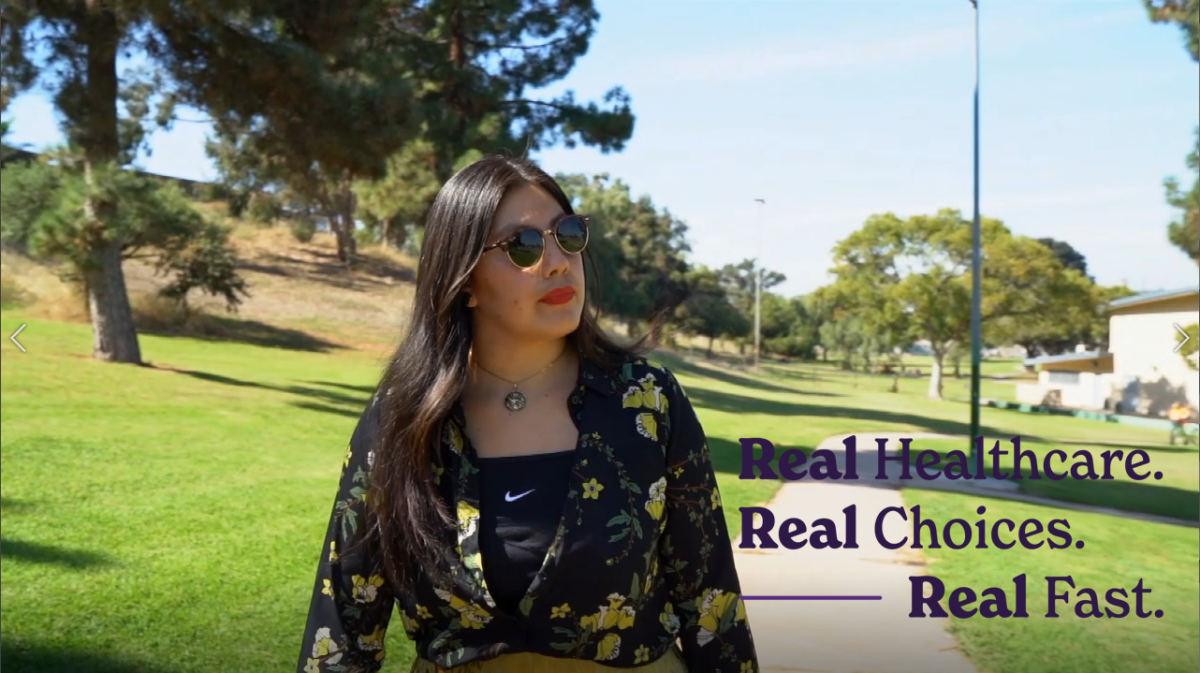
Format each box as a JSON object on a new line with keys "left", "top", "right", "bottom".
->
{"left": 476, "top": 450, "right": 575, "bottom": 616}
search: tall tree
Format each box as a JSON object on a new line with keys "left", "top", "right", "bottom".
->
{"left": 829, "top": 209, "right": 1087, "bottom": 399}
{"left": 1144, "top": 1, "right": 1199, "bottom": 264}
{"left": 213, "top": 0, "right": 637, "bottom": 256}
{"left": 718, "top": 259, "right": 786, "bottom": 316}
{"left": 1037, "top": 237, "right": 1090, "bottom": 279}
{"left": 557, "top": 172, "right": 690, "bottom": 329}
{"left": 674, "top": 265, "right": 748, "bottom": 356}
{"left": 389, "top": 0, "right": 634, "bottom": 182}
{"left": 2, "top": 0, "right": 418, "bottom": 363}
{"left": 1162, "top": 127, "right": 1199, "bottom": 264}
{"left": 1144, "top": 0, "right": 1199, "bottom": 60}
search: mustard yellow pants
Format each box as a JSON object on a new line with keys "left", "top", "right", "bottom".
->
{"left": 409, "top": 646, "right": 687, "bottom": 672}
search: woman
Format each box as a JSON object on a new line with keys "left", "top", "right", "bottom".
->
{"left": 297, "top": 156, "right": 759, "bottom": 673}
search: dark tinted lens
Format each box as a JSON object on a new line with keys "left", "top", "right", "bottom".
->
{"left": 507, "top": 229, "right": 545, "bottom": 267}
{"left": 555, "top": 216, "right": 588, "bottom": 253}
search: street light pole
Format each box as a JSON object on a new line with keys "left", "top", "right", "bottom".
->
{"left": 753, "top": 198, "right": 766, "bottom": 370}
{"left": 968, "top": 0, "right": 983, "bottom": 474}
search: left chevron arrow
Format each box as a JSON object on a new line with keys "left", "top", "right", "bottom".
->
{"left": 10, "top": 323, "right": 27, "bottom": 352}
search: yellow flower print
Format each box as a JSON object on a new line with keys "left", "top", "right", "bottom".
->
{"left": 695, "top": 588, "right": 740, "bottom": 647}
{"left": 551, "top": 603, "right": 572, "bottom": 619}
{"left": 358, "top": 624, "right": 386, "bottom": 661}
{"left": 712, "top": 487, "right": 722, "bottom": 511}
{"left": 328, "top": 540, "right": 339, "bottom": 563}
{"left": 659, "top": 603, "right": 681, "bottom": 635}
{"left": 644, "top": 476, "right": 667, "bottom": 520}
{"left": 740, "top": 662, "right": 755, "bottom": 673}
{"left": 457, "top": 501, "right": 480, "bottom": 540}
{"left": 622, "top": 374, "right": 668, "bottom": 413}
{"left": 446, "top": 422, "right": 465, "bottom": 455}
{"left": 634, "top": 644, "right": 652, "bottom": 664}
{"left": 350, "top": 574, "right": 385, "bottom": 603}
{"left": 582, "top": 478, "right": 605, "bottom": 500}
{"left": 435, "top": 587, "right": 494, "bottom": 630}
{"left": 581, "top": 594, "right": 637, "bottom": 632}
{"left": 451, "top": 595, "right": 492, "bottom": 629}
{"left": 672, "top": 466, "right": 685, "bottom": 479}
{"left": 311, "top": 627, "right": 342, "bottom": 665}
{"left": 416, "top": 604, "right": 433, "bottom": 620}
{"left": 635, "top": 413, "right": 658, "bottom": 441}
{"left": 433, "top": 464, "right": 445, "bottom": 485}
{"left": 304, "top": 658, "right": 320, "bottom": 673}
{"left": 594, "top": 632, "right": 621, "bottom": 661}
{"left": 343, "top": 447, "right": 352, "bottom": 469}
{"left": 321, "top": 579, "right": 335, "bottom": 598}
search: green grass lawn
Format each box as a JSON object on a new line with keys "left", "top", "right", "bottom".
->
{"left": 906, "top": 438, "right": 1199, "bottom": 521}
{"left": 909, "top": 489, "right": 1199, "bottom": 673}
{"left": 3, "top": 313, "right": 1197, "bottom": 673}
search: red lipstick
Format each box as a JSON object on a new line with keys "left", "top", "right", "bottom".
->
{"left": 540, "top": 287, "right": 576, "bottom": 305}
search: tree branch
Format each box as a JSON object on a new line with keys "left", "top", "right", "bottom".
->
{"left": 499, "top": 98, "right": 573, "bottom": 111}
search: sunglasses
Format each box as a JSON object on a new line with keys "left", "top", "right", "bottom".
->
{"left": 482, "top": 214, "right": 591, "bottom": 269}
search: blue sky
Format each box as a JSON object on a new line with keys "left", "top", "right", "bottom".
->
{"left": 6, "top": 0, "right": 1198, "bottom": 297}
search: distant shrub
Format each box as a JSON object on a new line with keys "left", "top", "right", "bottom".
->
{"left": 290, "top": 217, "right": 317, "bottom": 243}
{"left": 247, "top": 193, "right": 283, "bottom": 225}
{"left": 131, "top": 293, "right": 222, "bottom": 336}
{"left": 354, "top": 226, "right": 379, "bottom": 249}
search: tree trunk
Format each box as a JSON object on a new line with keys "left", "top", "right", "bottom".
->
{"left": 953, "top": 360, "right": 961, "bottom": 378}
{"left": 928, "top": 349, "right": 946, "bottom": 399}
{"left": 86, "top": 240, "right": 142, "bottom": 363}
{"left": 321, "top": 182, "right": 358, "bottom": 264}
{"left": 82, "top": 4, "right": 142, "bottom": 364}
{"left": 706, "top": 335, "right": 714, "bottom": 358}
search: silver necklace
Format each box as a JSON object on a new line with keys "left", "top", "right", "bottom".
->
{"left": 474, "top": 348, "right": 566, "bottom": 412}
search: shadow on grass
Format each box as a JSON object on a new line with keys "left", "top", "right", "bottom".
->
{"left": 905, "top": 450, "right": 1200, "bottom": 523}
{"left": 160, "top": 368, "right": 373, "bottom": 418}
{"left": 0, "top": 538, "right": 113, "bottom": 569}
{"left": 1019, "top": 478, "right": 1199, "bottom": 522}
{"left": 0, "top": 497, "right": 34, "bottom": 513}
{"left": 138, "top": 316, "right": 343, "bottom": 353}
{"left": 1051, "top": 439, "right": 1196, "bottom": 454}
{"left": 292, "top": 400, "right": 366, "bottom": 419}
{"left": 305, "top": 380, "right": 377, "bottom": 396}
{"left": 1, "top": 641, "right": 175, "bottom": 673}
{"left": 652, "top": 351, "right": 837, "bottom": 397}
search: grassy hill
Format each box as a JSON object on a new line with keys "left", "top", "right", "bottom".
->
{"left": 2, "top": 205, "right": 419, "bottom": 358}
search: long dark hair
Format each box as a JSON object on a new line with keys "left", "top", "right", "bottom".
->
{"left": 363, "top": 155, "right": 656, "bottom": 593}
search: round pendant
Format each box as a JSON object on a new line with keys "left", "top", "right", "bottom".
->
{"left": 504, "top": 390, "right": 527, "bottom": 412}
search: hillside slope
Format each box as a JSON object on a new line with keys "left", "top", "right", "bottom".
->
{"left": 1, "top": 209, "right": 418, "bottom": 355}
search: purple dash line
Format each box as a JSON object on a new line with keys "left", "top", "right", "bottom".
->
{"left": 742, "top": 596, "right": 882, "bottom": 601}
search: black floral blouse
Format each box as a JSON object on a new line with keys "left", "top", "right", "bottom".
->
{"left": 297, "top": 355, "right": 759, "bottom": 672}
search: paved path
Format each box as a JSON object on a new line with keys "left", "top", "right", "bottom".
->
{"left": 733, "top": 432, "right": 982, "bottom": 673}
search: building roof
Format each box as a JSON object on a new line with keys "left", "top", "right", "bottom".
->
{"left": 1023, "top": 350, "right": 1112, "bottom": 367}
{"left": 1109, "top": 286, "right": 1199, "bottom": 311}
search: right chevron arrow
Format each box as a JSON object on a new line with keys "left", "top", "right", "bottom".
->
{"left": 1174, "top": 323, "right": 1191, "bottom": 354}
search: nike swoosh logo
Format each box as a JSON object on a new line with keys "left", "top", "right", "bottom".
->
{"left": 505, "top": 489, "right": 535, "bottom": 502}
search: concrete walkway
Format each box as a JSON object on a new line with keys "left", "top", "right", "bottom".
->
{"left": 733, "top": 432, "right": 982, "bottom": 673}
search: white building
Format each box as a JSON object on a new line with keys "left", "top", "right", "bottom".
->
{"left": 1017, "top": 286, "right": 1198, "bottom": 415}
{"left": 1108, "top": 287, "right": 1199, "bottom": 415}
